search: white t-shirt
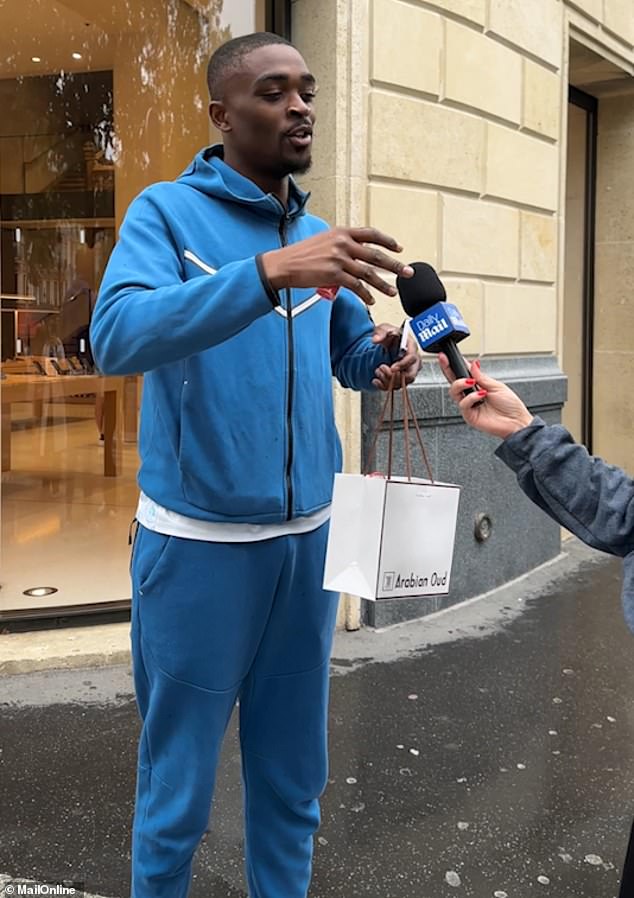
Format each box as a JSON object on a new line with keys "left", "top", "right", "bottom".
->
{"left": 136, "top": 491, "right": 330, "bottom": 542}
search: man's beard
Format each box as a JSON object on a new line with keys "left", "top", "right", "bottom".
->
{"left": 278, "top": 156, "right": 313, "bottom": 178}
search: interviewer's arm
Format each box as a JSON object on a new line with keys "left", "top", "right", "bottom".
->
{"left": 497, "top": 417, "right": 634, "bottom": 557}
{"left": 440, "top": 354, "right": 634, "bottom": 557}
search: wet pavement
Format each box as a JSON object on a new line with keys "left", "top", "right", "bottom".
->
{"left": 1, "top": 540, "right": 633, "bottom": 898}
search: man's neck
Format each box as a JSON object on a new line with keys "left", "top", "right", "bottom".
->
{"left": 222, "top": 149, "right": 289, "bottom": 207}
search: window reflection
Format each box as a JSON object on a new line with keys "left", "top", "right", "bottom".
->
{"left": 0, "top": 0, "right": 267, "bottom": 621}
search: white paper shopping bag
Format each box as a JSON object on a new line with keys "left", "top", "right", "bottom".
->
{"left": 323, "top": 474, "right": 461, "bottom": 600}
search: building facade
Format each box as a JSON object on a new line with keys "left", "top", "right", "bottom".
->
{"left": 0, "top": 0, "right": 282, "bottom": 622}
{"left": 1, "top": 0, "right": 633, "bottom": 628}
{"left": 293, "top": 0, "right": 634, "bottom": 627}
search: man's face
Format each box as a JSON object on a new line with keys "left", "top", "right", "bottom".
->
{"left": 213, "top": 44, "right": 317, "bottom": 180}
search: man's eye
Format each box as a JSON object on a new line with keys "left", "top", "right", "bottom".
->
{"left": 262, "top": 92, "right": 283, "bottom": 102}
{"left": 301, "top": 92, "right": 316, "bottom": 102}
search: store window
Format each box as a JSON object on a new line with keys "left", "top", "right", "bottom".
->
{"left": 0, "top": 0, "right": 287, "bottom": 622}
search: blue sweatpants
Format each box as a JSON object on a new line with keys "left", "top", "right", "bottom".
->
{"left": 129, "top": 522, "right": 339, "bottom": 898}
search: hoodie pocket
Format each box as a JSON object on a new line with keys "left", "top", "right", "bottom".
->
{"left": 177, "top": 364, "right": 286, "bottom": 519}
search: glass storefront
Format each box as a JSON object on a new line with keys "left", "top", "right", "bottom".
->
{"left": 0, "top": 0, "right": 280, "bottom": 621}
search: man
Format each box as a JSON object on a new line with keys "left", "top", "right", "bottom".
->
{"left": 91, "top": 31, "right": 420, "bottom": 898}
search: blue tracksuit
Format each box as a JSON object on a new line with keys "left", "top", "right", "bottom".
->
{"left": 91, "top": 145, "right": 391, "bottom": 897}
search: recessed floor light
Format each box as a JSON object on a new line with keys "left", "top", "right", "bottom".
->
{"left": 32, "top": 56, "right": 41, "bottom": 63}
{"left": 72, "top": 52, "right": 83, "bottom": 60}
{"left": 23, "top": 586, "right": 58, "bottom": 598}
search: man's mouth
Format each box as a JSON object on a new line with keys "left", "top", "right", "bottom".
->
{"left": 285, "top": 126, "right": 313, "bottom": 148}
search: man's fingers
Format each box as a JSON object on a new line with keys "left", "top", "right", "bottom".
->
{"left": 373, "top": 363, "right": 397, "bottom": 391}
{"left": 388, "top": 358, "right": 418, "bottom": 387}
{"left": 374, "top": 360, "right": 418, "bottom": 390}
{"left": 340, "top": 272, "right": 375, "bottom": 306}
{"left": 391, "top": 351, "right": 417, "bottom": 371}
{"left": 349, "top": 227, "right": 403, "bottom": 252}
{"left": 372, "top": 374, "right": 391, "bottom": 391}
{"left": 346, "top": 259, "right": 398, "bottom": 297}
{"left": 372, "top": 324, "right": 401, "bottom": 344}
{"left": 400, "top": 357, "right": 420, "bottom": 381}
{"left": 353, "top": 242, "right": 414, "bottom": 279}
{"left": 393, "top": 335, "right": 419, "bottom": 361}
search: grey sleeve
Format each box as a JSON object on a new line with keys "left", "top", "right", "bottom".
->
{"left": 495, "top": 417, "right": 634, "bottom": 558}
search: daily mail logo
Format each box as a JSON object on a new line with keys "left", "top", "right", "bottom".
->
{"left": 414, "top": 313, "right": 449, "bottom": 343}
{"left": 412, "top": 302, "right": 469, "bottom": 350}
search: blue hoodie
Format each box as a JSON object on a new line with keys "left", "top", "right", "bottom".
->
{"left": 91, "top": 145, "right": 390, "bottom": 523}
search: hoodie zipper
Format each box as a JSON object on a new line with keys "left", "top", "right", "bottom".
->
{"left": 279, "top": 212, "right": 294, "bottom": 521}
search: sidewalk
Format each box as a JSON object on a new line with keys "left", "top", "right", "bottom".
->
{"left": 1, "top": 539, "right": 631, "bottom": 898}
{"left": 0, "top": 623, "right": 130, "bottom": 676}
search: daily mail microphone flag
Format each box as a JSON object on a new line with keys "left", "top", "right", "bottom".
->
{"left": 410, "top": 301, "right": 470, "bottom": 352}
{"left": 323, "top": 473, "right": 461, "bottom": 601}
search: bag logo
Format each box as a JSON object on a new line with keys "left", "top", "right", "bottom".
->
{"left": 382, "top": 571, "right": 396, "bottom": 591}
{"left": 382, "top": 570, "right": 448, "bottom": 591}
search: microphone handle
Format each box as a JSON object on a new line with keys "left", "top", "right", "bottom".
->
{"left": 441, "top": 339, "right": 477, "bottom": 396}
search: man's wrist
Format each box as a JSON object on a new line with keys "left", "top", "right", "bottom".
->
{"left": 260, "top": 249, "right": 288, "bottom": 292}
{"left": 255, "top": 254, "right": 282, "bottom": 308}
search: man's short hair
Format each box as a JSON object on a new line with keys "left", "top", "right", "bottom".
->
{"left": 207, "top": 32, "right": 292, "bottom": 100}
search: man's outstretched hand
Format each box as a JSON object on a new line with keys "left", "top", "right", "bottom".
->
{"left": 260, "top": 227, "right": 414, "bottom": 307}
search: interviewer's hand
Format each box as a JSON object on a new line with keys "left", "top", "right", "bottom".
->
{"left": 260, "top": 227, "right": 414, "bottom": 307}
{"left": 438, "top": 353, "right": 534, "bottom": 440}
{"left": 371, "top": 323, "right": 421, "bottom": 390}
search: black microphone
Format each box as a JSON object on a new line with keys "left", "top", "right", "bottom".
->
{"left": 396, "top": 262, "right": 477, "bottom": 396}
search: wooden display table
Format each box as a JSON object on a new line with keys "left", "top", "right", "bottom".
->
{"left": 1, "top": 374, "right": 125, "bottom": 477}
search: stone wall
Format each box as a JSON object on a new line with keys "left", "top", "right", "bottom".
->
{"left": 291, "top": 0, "right": 634, "bottom": 626}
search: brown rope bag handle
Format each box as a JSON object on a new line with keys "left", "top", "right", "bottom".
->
{"left": 364, "top": 374, "right": 434, "bottom": 483}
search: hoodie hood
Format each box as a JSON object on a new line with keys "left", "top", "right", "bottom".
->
{"left": 177, "top": 144, "right": 310, "bottom": 222}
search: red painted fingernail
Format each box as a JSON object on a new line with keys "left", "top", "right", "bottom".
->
{"left": 465, "top": 378, "right": 476, "bottom": 386}
{"left": 474, "top": 359, "right": 481, "bottom": 369}
{"left": 478, "top": 390, "right": 487, "bottom": 397}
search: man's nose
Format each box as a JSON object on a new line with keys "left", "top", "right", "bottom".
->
{"left": 288, "top": 93, "right": 311, "bottom": 117}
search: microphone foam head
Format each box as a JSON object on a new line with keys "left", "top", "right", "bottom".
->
{"left": 397, "top": 262, "right": 446, "bottom": 318}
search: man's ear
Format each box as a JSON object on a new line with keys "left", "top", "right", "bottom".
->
{"left": 209, "top": 100, "right": 231, "bottom": 132}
